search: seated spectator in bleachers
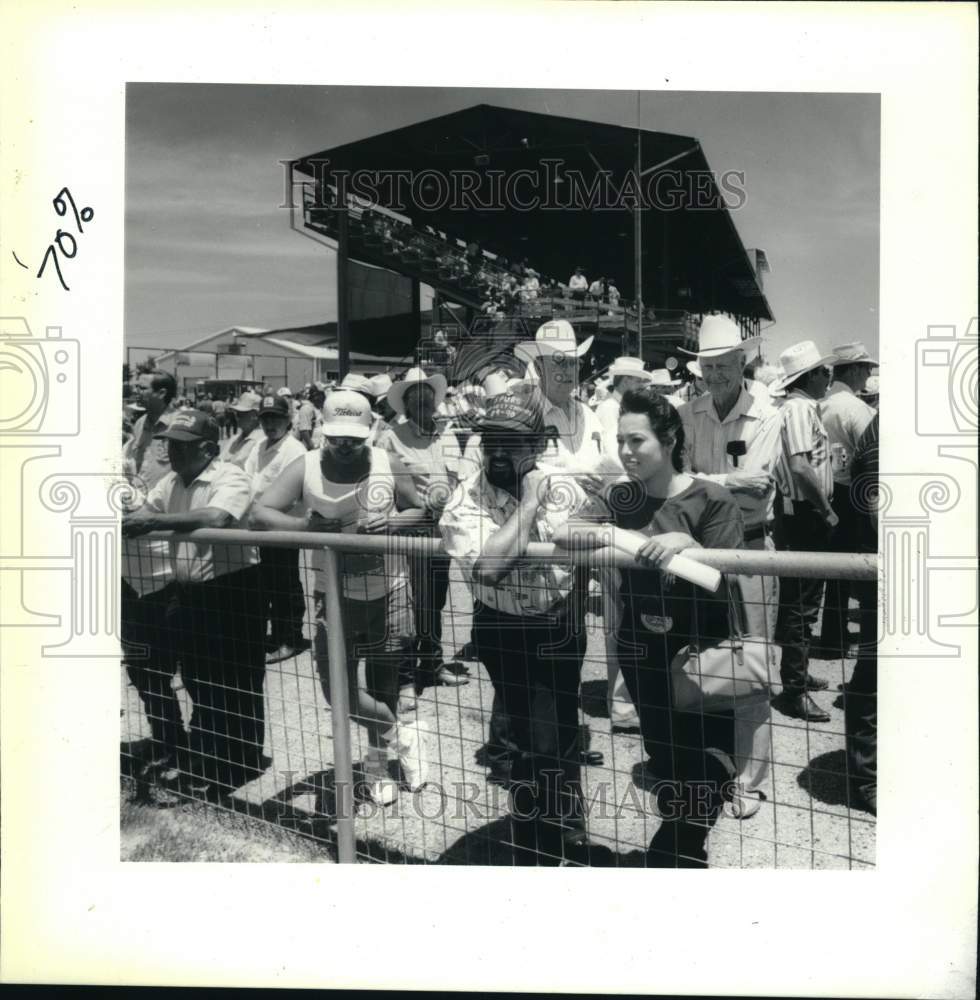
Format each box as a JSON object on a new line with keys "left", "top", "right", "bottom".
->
{"left": 568, "top": 266, "right": 589, "bottom": 301}
{"left": 607, "top": 280, "right": 621, "bottom": 308}
{"left": 522, "top": 269, "right": 540, "bottom": 301}
{"left": 588, "top": 276, "right": 607, "bottom": 302}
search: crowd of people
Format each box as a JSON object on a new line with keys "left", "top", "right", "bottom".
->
{"left": 121, "top": 314, "right": 879, "bottom": 867}
{"left": 309, "top": 191, "right": 637, "bottom": 323}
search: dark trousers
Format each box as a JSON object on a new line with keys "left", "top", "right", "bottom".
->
{"left": 819, "top": 484, "right": 858, "bottom": 653}
{"left": 406, "top": 551, "right": 452, "bottom": 685}
{"left": 260, "top": 545, "right": 306, "bottom": 648}
{"left": 845, "top": 579, "right": 877, "bottom": 801}
{"left": 775, "top": 501, "right": 830, "bottom": 691}
{"left": 473, "top": 601, "right": 586, "bottom": 866}
{"left": 618, "top": 630, "right": 737, "bottom": 867}
{"left": 121, "top": 579, "right": 186, "bottom": 763}
{"left": 176, "top": 566, "right": 267, "bottom": 791}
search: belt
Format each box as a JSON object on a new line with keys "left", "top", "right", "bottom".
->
{"left": 743, "top": 523, "right": 770, "bottom": 543}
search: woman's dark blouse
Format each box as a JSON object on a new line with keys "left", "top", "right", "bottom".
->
{"left": 605, "top": 477, "right": 745, "bottom": 650}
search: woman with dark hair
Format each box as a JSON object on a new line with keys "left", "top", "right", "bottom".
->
{"left": 556, "top": 387, "right": 746, "bottom": 867}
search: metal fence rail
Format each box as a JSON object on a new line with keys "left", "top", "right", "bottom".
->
{"left": 120, "top": 529, "right": 876, "bottom": 867}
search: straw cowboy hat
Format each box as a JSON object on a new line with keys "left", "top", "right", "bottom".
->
{"left": 769, "top": 340, "right": 837, "bottom": 396}
{"left": 368, "top": 373, "right": 393, "bottom": 401}
{"left": 832, "top": 341, "right": 879, "bottom": 367}
{"left": 607, "top": 356, "right": 655, "bottom": 381}
{"left": 686, "top": 360, "right": 703, "bottom": 379}
{"left": 679, "top": 315, "right": 761, "bottom": 358}
{"left": 514, "top": 319, "right": 594, "bottom": 366}
{"left": 386, "top": 367, "right": 448, "bottom": 416}
{"left": 649, "top": 368, "right": 681, "bottom": 387}
{"left": 339, "top": 373, "right": 377, "bottom": 397}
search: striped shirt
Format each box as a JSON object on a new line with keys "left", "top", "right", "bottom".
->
{"left": 678, "top": 387, "right": 782, "bottom": 530}
{"left": 773, "top": 390, "right": 834, "bottom": 504}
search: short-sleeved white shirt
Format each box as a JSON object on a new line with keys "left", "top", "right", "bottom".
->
{"left": 144, "top": 459, "right": 258, "bottom": 583}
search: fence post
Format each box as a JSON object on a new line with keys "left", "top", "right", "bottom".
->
{"left": 322, "top": 546, "right": 357, "bottom": 863}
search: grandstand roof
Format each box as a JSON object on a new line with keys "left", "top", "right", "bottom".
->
{"left": 295, "top": 104, "right": 773, "bottom": 322}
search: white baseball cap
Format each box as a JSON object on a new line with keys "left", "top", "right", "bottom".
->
{"left": 320, "top": 390, "right": 373, "bottom": 440}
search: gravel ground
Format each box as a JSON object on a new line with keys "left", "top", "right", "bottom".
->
{"left": 121, "top": 571, "right": 875, "bottom": 868}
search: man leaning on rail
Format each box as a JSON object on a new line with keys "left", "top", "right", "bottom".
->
{"left": 439, "top": 383, "right": 600, "bottom": 866}
{"left": 122, "top": 409, "right": 268, "bottom": 802}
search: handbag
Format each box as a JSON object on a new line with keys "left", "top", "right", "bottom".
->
{"left": 670, "top": 578, "right": 772, "bottom": 714}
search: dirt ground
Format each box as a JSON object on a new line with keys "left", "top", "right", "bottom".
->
{"left": 121, "top": 570, "right": 875, "bottom": 868}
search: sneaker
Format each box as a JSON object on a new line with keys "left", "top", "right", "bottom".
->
{"left": 385, "top": 719, "right": 430, "bottom": 791}
{"left": 362, "top": 749, "right": 399, "bottom": 806}
{"left": 265, "top": 644, "right": 298, "bottom": 664}
{"left": 397, "top": 685, "right": 418, "bottom": 714}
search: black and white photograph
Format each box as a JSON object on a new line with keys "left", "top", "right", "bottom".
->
{"left": 119, "top": 84, "right": 881, "bottom": 870}
{"left": 1, "top": 3, "right": 976, "bottom": 994}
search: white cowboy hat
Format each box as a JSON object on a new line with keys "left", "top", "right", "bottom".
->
{"left": 832, "top": 341, "right": 879, "bottom": 367}
{"left": 386, "top": 367, "right": 448, "bottom": 416}
{"left": 649, "top": 368, "right": 681, "bottom": 387}
{"left": 368, "top": 373, "right": 393, "bottom": 401}
{"left": 607, "top": 356, "right": 655, "bottom": 381}
{"left": 859, "top": 374, "right": 880, "bottom": 397}
{"left": 276, "top": 386, "right": 293, "bottom": 397}
{"left": 679, "top": 315, "right": 761, "bottom": 358}
{"left": 339, "top": 373, "right": 377, "bottom": 397}
{"left": 769, "top": 340, "right": 837, "bottom": 396}
{"left": 686, "top": 360, "right": 703, "bottom": 379}
{"left": 229, "top": 390, "right": 262, "bottom": 412}
{"left": 514, "top": 319, "right": 594, "bottom": 365}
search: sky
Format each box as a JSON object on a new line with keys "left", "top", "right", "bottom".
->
{"left": 125, "top": 85, "right": 879, "bottom": 361}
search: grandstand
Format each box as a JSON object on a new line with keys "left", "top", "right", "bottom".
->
{"left": 288, "top": 104, "right": 773, "bottom": 372}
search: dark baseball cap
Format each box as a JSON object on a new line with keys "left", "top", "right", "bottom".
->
{"left": 478, "top": 384, "right": 545, "bottom": 436}
{"left": 258, "top": 394, "right": 290, "bottom": 417}
{"left": 153, "top": 409, "right": 220, "bottom": 443}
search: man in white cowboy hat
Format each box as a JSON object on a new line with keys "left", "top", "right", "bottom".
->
{"left": 769, "top": 339, "right": 838, "bottom": 723}
{"left": 676, "top": 314, "right": 783, "bottom": 808}
{"left": 513, "top": 320, "right": 615, "bottom": 764}
{"left": 378, "top": 368, "right": 470, "bottom": 702}
{"left": 812, "top": 341, "right": 878, "bottom": 658}
{"left": 594, "top": 356, "right": 656, "bottom": 455}
{"left": 514, "top": 320, "right": 607, "bottom": 479}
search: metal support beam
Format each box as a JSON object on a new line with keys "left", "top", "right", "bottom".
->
{"left": 336, "top": 179, "right": 351, "bottom": 380}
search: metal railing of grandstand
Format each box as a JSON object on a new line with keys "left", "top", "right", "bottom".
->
{"left": 300, "top": 182, "right": 701, "bottom": 346}
{"left": 121, "top": 526, "right": 876, "bottom": 868}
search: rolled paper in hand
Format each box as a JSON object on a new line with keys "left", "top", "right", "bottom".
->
{"left": 607, "top": 527, "right": 721, "bottom": 592}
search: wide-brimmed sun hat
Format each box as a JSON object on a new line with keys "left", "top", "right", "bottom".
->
{"left": 386, "top": 367, "right": 448, "bottom": 416}
{"left": 649, "top": 369, "right": 681, "bottom": 387}
{"left": 679, "top": 315, "right": 761, "bottom": 358}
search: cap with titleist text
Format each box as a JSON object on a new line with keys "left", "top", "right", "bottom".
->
{"left": 153, "top": 409, "right": 220, "bottom": 443}
{"left": 320, "top": 390, "right": 373, "bottom": 440}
